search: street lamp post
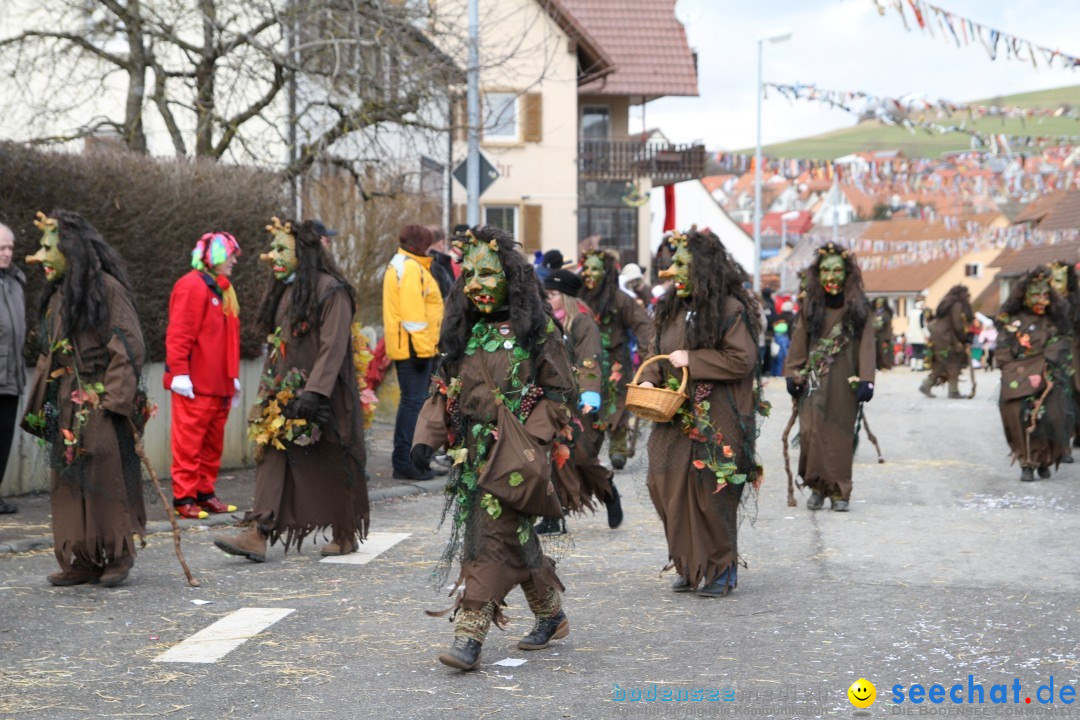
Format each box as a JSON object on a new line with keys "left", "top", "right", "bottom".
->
{"left": 753, "top": 28, "right": 792, "bottom": 293}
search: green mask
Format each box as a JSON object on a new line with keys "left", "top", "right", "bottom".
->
{"left": 660, "top": 244, "right": 692, "bottom": 297}
{"left": 261, "top": 218, "right": 297, "bottom": 282}
{"left": 1026, "top": 277, "right": 1051, "bottom": 316}
{"left": 1050, "top": 264, "right": 1069, "bottom": 297}
{"left": 582, "top": 253, "right": 605, "bottom": 291}
{"left": 819, "top": 254, "right": 846, "bottom": 296}
{"left": 27, "top": 214, "right": 67, "bottom": 282}
{"left": 462, "top": 242, "right": 507, "bottom": 314}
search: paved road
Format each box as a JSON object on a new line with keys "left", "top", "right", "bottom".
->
{"left": 1, "top": 370, "right": 1077, "bottom": 720}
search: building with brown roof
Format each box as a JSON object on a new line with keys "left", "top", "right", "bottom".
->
{"left": 1013, "top": 189, "right": 1080, "bottom": 231}
{"left": 445, "top": 0, "right": 703, "bottom": 269}
{"left": 855, "top": 213, "right": 1008, "bottom": 333}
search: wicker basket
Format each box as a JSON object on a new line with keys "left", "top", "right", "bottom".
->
{"left": 625, "top": 354, "right": 688, "bottom": 423}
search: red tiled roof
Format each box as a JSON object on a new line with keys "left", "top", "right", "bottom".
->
{"left": 1013, "top": 189, "right": 1080, "bottom": 231}
{"left": 563, "top": 0, "right": 698, "bottom": 99}
{"left": 988, "top": 240, "right": 1080, "bottom": 277}
{"left": 861, "top": 257, "right": 957, "bottom": 294}
{"left": 542, "top": 0, "right": 617, "bottom": 83}
{"left": 738, "top": 211, "right": 814, "bottom": 237}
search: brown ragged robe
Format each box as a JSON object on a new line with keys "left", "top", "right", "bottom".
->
{"left": 640, "top": 297, "right": 757, "bottom": 588}
{"left": 873, "top": 305, "right": 894, "bottom": 370}
{"left": 554, "top": 304, "right": 613, "bottom": 514}
{"left": 414, "top": 319, "right": 575, "bottom": 618}
{"left": 23, "top": 276, "right": 147, "bottom": 572}
{"left": 996, "top": 310, "right": 1071, "bottom": 469}
{"left": 784, "top": 304, "right": 876, "bottom": 501}
{"left": 927, "top": 302, "right": 969, "bottom": 388}
{"left": 247, "top": 273, "right": 369, "bottom": 549}
{"left": 596, "top": 291, "right": 653, "bottom": 433}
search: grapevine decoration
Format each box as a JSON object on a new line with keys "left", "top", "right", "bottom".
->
{"left": 796, "top": 322, "right": 849, "bottom": 394}
{"left": 665, "top": 376, "right": 746, "bottom": 491}
{"left": 439, "top": 320, "right": 556, "bottom": 545}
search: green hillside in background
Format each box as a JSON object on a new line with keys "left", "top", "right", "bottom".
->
{"left": 740, "top": 84, "right": 1080, "bottom": 160}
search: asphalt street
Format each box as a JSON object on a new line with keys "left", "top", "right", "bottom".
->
{"left": 1, "top": 369, "right": 1078, "bottom": 720}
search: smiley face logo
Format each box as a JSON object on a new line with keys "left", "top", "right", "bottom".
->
{"left": 848, "top": 678, "right": 876, "bottom": 708}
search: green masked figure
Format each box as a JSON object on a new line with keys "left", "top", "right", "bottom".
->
{"left": 1049, "top": 263, "right": 1069, "bottom": 298}
{"left": 1026, "top": 277, "right": 1051, "bottom": 316}
{"left": 667, "top": 242, "right": 692, "bottom": 298}
{"left": 581, "top": 253, "right": 605, "bottom": 292}
{"left": 261, "top": 217, "right": 298, "bottom": 281}
{"left": 462, "top": 240, "right": 508, "bottom": 313}
{"left": 27, "top": 212, "right": 67, "bottom": 281}
{"left": 819, "top": 253, "right": 846, "bottom": 296}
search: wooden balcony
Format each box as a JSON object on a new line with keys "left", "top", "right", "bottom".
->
{"left": 578, "top": 139, "right": 707, "bottom": 185}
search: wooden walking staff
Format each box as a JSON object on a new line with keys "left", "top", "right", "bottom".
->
{"left": 129, "top": 421, "right": 200, "bottom": 587}
{"left": 782, "top": 397, "right": 798, "bottom": 507}
{"left": 858, "top": 405, "right": 885, "bottom": 463}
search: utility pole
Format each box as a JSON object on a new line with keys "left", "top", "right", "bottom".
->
{"left": 466, "top": 0, "right": 480, "bottom": 226}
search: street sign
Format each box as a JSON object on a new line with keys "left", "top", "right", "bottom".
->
{"left": 453, "top": 153, "right": 500, "bottom": 197}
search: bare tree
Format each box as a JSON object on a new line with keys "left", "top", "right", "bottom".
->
{"left": 0, "top": 0, "right": 560, "bottom": 178}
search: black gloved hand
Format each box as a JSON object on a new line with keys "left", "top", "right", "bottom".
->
{"left": 855, "top": 380, "right": 874, "bottom": 403}
{"left": 411, "top": 443, "right": 434, "bottom": 473}
{"left": 285, "top": 392, "right": 329, "bottom": 425}
{"left": 786, "top": 377, "right": 804, "bottom": 398}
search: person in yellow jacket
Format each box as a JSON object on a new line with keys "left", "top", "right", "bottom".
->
{"left": 383, "top": 224, "right": 445, "bottom": 479}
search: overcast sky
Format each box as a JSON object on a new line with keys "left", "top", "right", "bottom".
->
{"left": 642, "top": 0, "right": 1080, "bottom": 151}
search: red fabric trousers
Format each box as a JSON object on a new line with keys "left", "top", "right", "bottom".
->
{"left": 170, "top": 394, "right": 230, "bottom": 502}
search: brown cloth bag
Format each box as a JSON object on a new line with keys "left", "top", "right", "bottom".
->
{"left": 475, "top": 353, "right": 562, "bottom": 519}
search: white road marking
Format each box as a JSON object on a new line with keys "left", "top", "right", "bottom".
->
{"left": 153, "top": 607, "right": 295, "bottom": 664}
{"left": 319, "top": 531, "right": 412, "bottom": 565}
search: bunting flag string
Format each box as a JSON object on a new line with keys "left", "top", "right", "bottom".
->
{"left": 873, "top": 0, "right": 1080, "bottom": 70}
{"left": 872, "top": 0, "right": 1080, "bottom": 72}
{"left": 764, "top": 82, "right": 1080, "bottom": 149}
{"left": 788, "top": 225, "right": 1080, "bottom": 273}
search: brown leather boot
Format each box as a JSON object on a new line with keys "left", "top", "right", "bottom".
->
{"left": 47, "top": 565, "right": 102, "bottom": 586}
{"left": 320, "top": 537, "right": 359, "bottom": 556}
{"left": 213, "top": 526, "right": 267, "bottom": 563}
{"left": 100, "top": 555, "right": 134, "bottom": 588}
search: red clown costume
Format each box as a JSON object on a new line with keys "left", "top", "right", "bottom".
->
{"left": 164, "top": 232, "right": 242, "bottom": 518}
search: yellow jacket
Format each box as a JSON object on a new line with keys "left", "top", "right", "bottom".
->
{"left": 382, "top": 249, "right": 444, "bottom": 360}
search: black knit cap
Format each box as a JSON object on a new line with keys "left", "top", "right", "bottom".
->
{"left": 543, "top": 269, "right": 582, "bottom": 297}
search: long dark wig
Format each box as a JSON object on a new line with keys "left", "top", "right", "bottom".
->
{"left": 439, "top": 225, "right": 551, "bottom": 368}
{"left": 579, "top": 249, "right": 620, "bottom": 321}
{"left": 801, "top": 241, "right": 869, "bottom": 340}
{"left": 935, "top": 284, "right": 973, "bottom": 320}
{"left": 653, "top": 229, "right": 762, "bottom": 349}
{"left": 257, "top": 219, "right": 356, "bottom": 334}
{"left": 998, "top": 265, "right": 1072, "bottom": 335}
{"left": 39, "top": 209, "right": 135, "bottom": 341}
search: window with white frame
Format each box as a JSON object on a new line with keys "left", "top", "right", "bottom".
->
{"left": 484, "top": 206, "right": 518, "bottom": 239}
{"left": 964, "top": 263, "right": 982, "bottom": 278}
{"left": 485, "top": 92, "right": 518, "bottom": 140}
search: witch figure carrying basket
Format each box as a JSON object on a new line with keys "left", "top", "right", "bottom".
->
{"left": 412, "top": 226, "right": 577, "bottom": 671}
{"left": 633, "top": 230, "right": 765, "bottom": 597}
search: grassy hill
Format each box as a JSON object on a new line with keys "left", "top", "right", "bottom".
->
{"left": 739, "top": 85, "right": 1080, "bottom": 160}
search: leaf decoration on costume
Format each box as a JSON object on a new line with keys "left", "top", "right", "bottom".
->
{"left": 351, "top": 323, "right": 377, "bottom": 429}
{"left": 508, "top": 471, "right": 524, "bottom": 487}
{"left": 248, "top": 367, "right": 321, "bottom": 461}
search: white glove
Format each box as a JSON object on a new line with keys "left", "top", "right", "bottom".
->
{"left": 170, "top": 374, "right": 196, "bottom": 399}
{"left": 231, "top": 378, "right": 242, "bottom": 409}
